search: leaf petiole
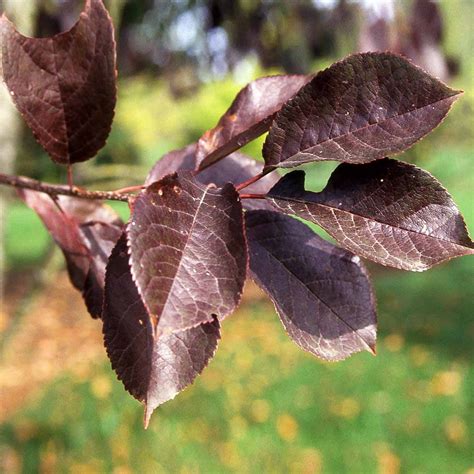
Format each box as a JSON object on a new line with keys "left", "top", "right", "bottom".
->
{"left": 235, "top": 169, "right": 272, "bottom": 191}
{"left": 239, "top": 193, "right": 266, "bottom": 199}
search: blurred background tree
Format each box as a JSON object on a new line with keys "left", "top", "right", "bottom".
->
{"left": 0, "top": 1, "right": 472, "bottom": 472}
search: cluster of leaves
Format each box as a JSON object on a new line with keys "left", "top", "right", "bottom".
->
{"left": 1, "top": 0, "right": 472, "bottom": 427}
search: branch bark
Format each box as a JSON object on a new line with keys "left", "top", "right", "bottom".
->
{"left": 0, "top": 173, "right": 132, "bottom": 202}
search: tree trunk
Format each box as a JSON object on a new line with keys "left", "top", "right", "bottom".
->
{"left": 0, "top": 1, "right": 37, "bottom": 300}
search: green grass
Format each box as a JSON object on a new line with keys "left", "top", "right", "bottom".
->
{"left": 4, "top": 204, "right": 50, "bottom": 270}
{"left": 0, "top": 259, "right": 472, "bottom": 472}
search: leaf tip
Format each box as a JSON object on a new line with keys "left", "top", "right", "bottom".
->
{"left": 143, "top": 403, "right": 155, "bottom": 429}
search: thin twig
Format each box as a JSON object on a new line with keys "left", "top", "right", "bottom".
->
{"left": 0, "top": 172, "right": 131, "bottom": 202}
{"left": 235, "top": 169, "right": 272, "bottom": 191}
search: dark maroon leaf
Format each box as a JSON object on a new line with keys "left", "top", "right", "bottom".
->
{"left": 18, "top": 190, "right": 90, "bottom": 286}
{"left": 103, "top": 235, "right": 220, "bottom": 427}
{"left": 267, "top": 160, "right": 474, "bottom": 271}
{"left": 18, "top": 189, "right": 122, "bottom": 317}
{"left": 246, "top": 210, "right": 376, "bottom": 361}
{"left": 145, "top": 144, "right": 279, "bottom": 211}
{"left": 128, "top": 172, "right": 247, "bottom": 334}
{"left": 263, "top": 52, "right": 461, "bottom": 170}
{"left": 198, "top": 152, "right": 276, "bottom": 192}
{"left": 59, "top": 197, "right": 122, "bottom": 225}
{"left": 143, "top": 317, "right": 219, "bottom": 426}
{"left": 57, "top": 198, "right": 122, "bottom": 317}
{"left": 198, "top": 151, "right": 279, "bottom": 212}
{"left": 80, "top": 220, "right": 123, "bottom": 317}
{"left": 197, "top": 74, "right": 311, "bottom": 170}
{"left": 145, "top": 144, "right": 197, "bottom": 185}
{"left": 0, "top": 0, "right": 116, "bottom": 165}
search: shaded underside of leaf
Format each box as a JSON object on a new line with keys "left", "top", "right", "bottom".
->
{"left": 128, "top": 172, "right": 247, "bottom": 334}
{"left": 197, "top": 74, "right": 311, "bottom": 170}
{"left": 267, "top": 160, "right": 474, "bottom": 271}
{"left": 199, "top": 153, "right": 279, "bottom": 212}
{"left": 145, "top": 144, "right": 197, "bottom": 185}
{"left": 17, "top": 189, "right": 122, "bottom": 317}
{"left": 102, "top": 234, "right": 221, "bottom": 428}
{"left": 0, "top": 0, "right": 116, "bottom": 165}
{"left": 246, "top": 210, "right": 376, "bottom": 361}
{"left": 145, "top": 144, "right": 279, "bottom": 210}
{"left": 263, "top": 52, "right": 461, "bottom": 169}
{"left": 18, "top": 190, "right": 89, "bottom": 288}
{"left": 103, "top": 234, "right": 153, "bottom": 401}
{"left": 80, "top": 220, "right": 123, "bottom": 316}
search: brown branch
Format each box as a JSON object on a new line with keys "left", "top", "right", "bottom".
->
{"left": 0, "top": 172, "right": 132, "bottom": 202}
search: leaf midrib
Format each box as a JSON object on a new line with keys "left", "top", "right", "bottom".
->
{"left": 269, "top": 195, "right": 472, "bottom": 249}
{"left": 158, "top": 183, "right": 212, "bottom": 331}
{"left": 272, "top": 94, "right": 459, "bottom": 165}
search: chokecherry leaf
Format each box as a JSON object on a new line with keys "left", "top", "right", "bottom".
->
{"left": 197, "top": 74, "right": 311, "bottom": 170}
{"left": 198, "top": 151, "right": 279, "bottom": 211}
{"left": 145, "top": 144, "right": 197, "bottom": 185}
{"left": 103, "top": 234, "right": 220, "bottom": 428}
{"left": 128, "top": 172, "right": 247, "bottom": 334}
{"left": 246, "top": 210, "right": 376, "bottom": 361}
{"left": 18, "top": 190, "right": 89, "bottom": 286}
{"left": 0, "top": 0, "right": 116, "bottom": 165}
{"left": 145, "top": 144, "right": 279, "bottom": 211}
{"left": 18, "top": 189, "right": 123, "bottom": 317}
{"left": 267, "top": 160, "right": 474, "bottom": 271}
{"left": 79, "top": 220, "right": 124, "bottom": 317}
{"left": 263, "top": 52, "right": 462, "bottom": 170}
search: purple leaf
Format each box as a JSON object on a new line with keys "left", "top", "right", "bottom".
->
{"left": 128, "top": 172, "right": 247, "bottom": 334}
{"left": 246, "top": 210, "right": 376, "bottom": 361}
{"left": 80, "top": 220, "right": 123, "bottom": 317}
{"left": 0, "top": 0, "right": 116, "bottom": 165}
{"left": 18, "top": 190, "right": 89, "bottom": 286}
{"left": 145, "top": 144, "right": 197, "bottom": 185}
{"left": 263, "top": 52, "right": 461, "bottom": 169}
{"left": 197, "top": 74, "right": 311, "bottom": 170}
{"left": 103, "top": 235, "right": 220, "bottom": 427}
{"left": 18, "top": 189, "right": 123, "bottom": 317}
{"left": 56, "top": 199, "right": 122, "bottom": 316}
{"left": 267, "top": 160, "right": 474, "bottom": 271}
{"left": 145, "top": 144, "right": 279, "bottom": 211}
{"left": 198, "top": 152, "right": 279, "bottom": 211}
